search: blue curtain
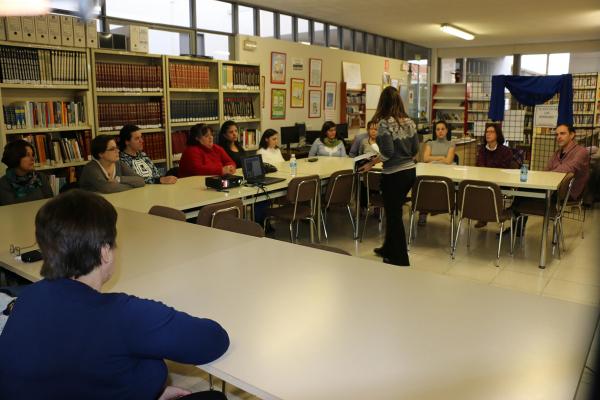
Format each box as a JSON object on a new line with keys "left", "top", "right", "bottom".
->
{"left": 488, "top": 74, "right": 573, "bottom": 125}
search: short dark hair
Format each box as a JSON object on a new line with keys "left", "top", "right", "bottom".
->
{"left": 91, "top": 135, "right": 117, "bottom": 159}
{"left": 259, "top": 129, "right": 278, "bottom": 149}
{"left": 218, "top": 120, "right": 241, "bottom": 148}
{"left": 320, "top": 121, "right": 337, "bottom": 141}
{"left": 367, "top": 120, "right": 377, "bottom": 130}
{"left": 556, "top": 123, "right": 576, "bottom": 134}
{"left": 1, "top": 139, "right": 35, "bottom": 169}
{"left": 483, "top": 123, "right": 505, "bottom": 145}
{"left": 36, "top": 189, "right": 117, "bottom": 280}
{"left": 187, "top": 124, "right": 213, "bottom": 146}
{"left": 433, "top": 120, "right": 451, "bottom": 141}
{"left": 118, "top": 124, "right": 141, "bottom": 151}
{"left": 372, "top": 86, "right": 408, "bottom": 125}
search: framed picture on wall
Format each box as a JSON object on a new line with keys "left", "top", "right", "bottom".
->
{"left": 271, "top": 88, "right": 286, "bottom": 119}
{"left": 308, "top": 90, "right": 321, "bottom": 118}
{"left": 324, "top": 81, "right": 337, "bottom": 110}
{"left": 271, "top": 52, "right": 286, "bottom": 84}
{"left": 290, "top": 78, "right": 305, "bottom": 108}
{"left": 309, "top": 58, "right": 322, "bottom": 87}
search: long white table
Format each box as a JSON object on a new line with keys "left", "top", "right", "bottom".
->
{"left": 0, "top": 200, "right": 597, "bottom": 400}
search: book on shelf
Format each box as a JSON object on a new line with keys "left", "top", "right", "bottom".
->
{"left": 3, "top": 99, "right": 86, "bottom": 130}
{"left": 171, "top": 130, "right": 188, "bottom": 157}
{"left": 169, "top": 63, "right": 211, "bottom": 89}
{"left": 0, "top": 45, "right": 88, "bottom": 85}
{"left": 142, "top": 132, "right": 166, "bottom": 161}
{"left": 573, "top": 74, "right": 598, "bottom": 88}
{"left": 170, "top": 99, "right": 218, "bottom": 122}
{"left": 9, "top": 130, "right": 92, "bottom": 166}
{"left": 95, "top": 63, "right": 162, "bottom": 92}
{"left": 241, "top": 129, "right": 258, "bottom": 148}
{"left": 97, "top": 101, "right": 162, "bottom": 131}
{"left": 223, "top": 95, "right": 256, "bottom": 120}
{"left": 221, "top": 64, "right": 259, "bottom": 90}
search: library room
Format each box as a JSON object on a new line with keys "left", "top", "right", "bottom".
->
{"left": 0, "top": 0, "right": 599, "bottom": 399}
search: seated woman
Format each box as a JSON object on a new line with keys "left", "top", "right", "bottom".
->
{"left": 79, "top": 135, "right": 145, "bottom": 193}
{"left": 474, "top": 123, "right": 513, "bottom": 228}
{"left": 256, "top": 129, "right": 286, "bottom": 164}
{"left": 418, "top": 120, "right": 456, "bottom": 225}
{"left": 0, "top": 140, "right": 53, "bottom": 206}
{"left": 309, "top": 121, "right": 347, "bottom": 157}
{"left": 0, "top": 189, "right": 229, "bottom": 399}
{"left": 217, "top": 120, "right": 246, "bottom": 168}
{"left": 179, "top": 124, "right": 236, "bottom": 177}
{"left": 358, "top": 120, "right": 380, "bottom": 156}
{"left": 119, "top": 124, "right": 177, "bottom": 184}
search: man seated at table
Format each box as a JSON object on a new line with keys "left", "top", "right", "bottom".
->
{"left": 0, "top": 190, "right": 230, "bottom": 400}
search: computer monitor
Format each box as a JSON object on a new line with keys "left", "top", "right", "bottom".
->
{"left": 305, "top": 130, "right": 321, "bottom": 145}
{"left": 295, "top": 123, "right": 306, "bottom": 140}
{"left": 280, "top": 125, "right": 299, "bottom": 145}
{"left": 336, "top": 123, "right": 348, "bottom": 139}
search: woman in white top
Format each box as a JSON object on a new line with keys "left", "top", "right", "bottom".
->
{"left": 358, "top": 120, "right": 379, "bottom": 155}
{"left": 256, "top": 129, "right": 285, "bottom": 164}
{"left": 309, "top": 121, "right": 347, "bottom": 157}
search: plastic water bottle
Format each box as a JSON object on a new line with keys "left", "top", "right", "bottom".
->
{"left": 520, "top": 163, "right": 528, "bottom": 182}
{"left": 290, "top": 154, "right": 297, "bottom": 177}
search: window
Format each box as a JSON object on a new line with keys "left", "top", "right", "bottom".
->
{"left": 366, "top": 33, "right": 375, "bottom": 54}
{"left": 328, "top": 25, "right": 339, "bottom": 48}
{"left": 259, "top": 10, "right": 274, "bottom": 37}
{"left": 354, "top": 31, "right": 364, "bottom": 52}
{"left": 385, "top": 39, "right": 394, "bottom": 58}
{"left": 342, "top": 28, "right": 353, "bottom": 51}
{"left": 548, "top": 53, "right": 570, "bottom": 75}
{"left": 394, "top": 41, "right": 403, "bottom": 59}
{"left": 106, "top": 0, "right": 191, "bottom": 27}
{"left": 376, "top": 36, "right": 385, "bottom": 56}
{"left": 238, "top": 5, "right": 254, "bottom": 35}
{"left": 149, "top": 29, "right": 189, "bottom": 56}
{"left": 197, "top": 32, "right": 230, "bottom": 60}
{"left": 521, "top": 54, "right": 548, "bottom": 76}
{"left": 297, "top": 18, "right": 309, "bottom": 43}
{"left": 51, "top": 0, "right": 99, "bottom": 13}
{"left": 313, "top": 22, "right": 325, "bottom": 46}
{"left": 196, "top": 0, "right": 232, "bottom": 33}
{"left": 279, "top": 14, "right": 293, "bottom": 41}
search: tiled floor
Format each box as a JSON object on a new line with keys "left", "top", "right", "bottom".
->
{"left": 169, "top": 205, "right": 600, "bottom": 399}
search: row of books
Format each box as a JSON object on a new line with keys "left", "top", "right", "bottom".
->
{"left": 434, "top": 112, "right": 464, "bottom": 122}
{"left": 142, "top": 132, "right": 167, "bottom": 161}
{"left": 240, "top": 129, "right": 259, "bottom": 148}
{"left": 97, "top": 102, "right": 162, "bottom": 131}
{"left": 223, "top": 96, "right": 256, "bottom": 120}
{"left": 573, "top": 89, "right": 596, "bottom": 101}
{"left": 468, "top": 101, "right": 489, "bottom": 111}
{"left": 467, "top": 112, "right": 489, "bottom": 122}
{"left": 169, "top": 64, "right": 213, "bottom": 89}
{"left": 171, "top": 130, "right": 188, "bottom": 156}
{"left": 170, "top": 99, "right": 218, "bottom": 122}
{"left": 3, "top": 100, "right": 86, "bottom": 130}
{"left": 573, "top": 115, "right": 594, "bottom": 126}
{"left": 573, "top": 75, "right": 597, "bottom": 88}
{"left": 573, "top": 102, "right": 595, "bottom": 113}
{"left": 95, "top": 63, "right": 162, "bottom": 92}
{"left": 0, "top": 46, "right": 88, "bottom": 85}
{"left": 11, "top": 131, "right": 92, "bottom": 165}
{"left": 221, "top": 65, "right": 260, "bottom": 90}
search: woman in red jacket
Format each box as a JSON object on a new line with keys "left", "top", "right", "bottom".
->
{"left": 178, "top": 124, "right": 236, "bottom": 177}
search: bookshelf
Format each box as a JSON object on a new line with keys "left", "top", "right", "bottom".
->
{"left": 90, "top": 48, "right": 167, "bottom": 166}
{"left": 340, "top": 82, "right": 366, "bottom": 132}
{"left": 0, "top": 40, "right": 94, "bottom": 176}
{"left": 431, "top": 83, "right": 467, "bottom": 136}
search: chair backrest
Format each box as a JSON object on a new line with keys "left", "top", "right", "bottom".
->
{"left": 364, "top": 171, "right": 382, "bottom": 191}
{"left": 213, "top": 216, "right": 265, "bottom": 238}
{"left": 457, "top": 179, "right": 504, "bottom": 222}
{"left": 299, "top": 242, "right": 351, "bottom": 256}
{"left": 286, "top": 175, "right": 319, "bottom": 204}
{"left": 148, "top": 205, "right": 187, "bottom": 222}
{"left": 196, "top": 198, "right": 243, "bottom": 227}
{"left": 324, "top": 169, "right": 354, "bottom": 208}
{"left": 412, "top": 175, "right": 455, "bottom": 214}
{"left": 556, "top": 172, "right": 575, "bottom": 212}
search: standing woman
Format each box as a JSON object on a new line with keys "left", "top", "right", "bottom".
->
{"left": 218, "top": 120, "right": 246, "bottom": 168}
{"left": 308, "top": 121, "right": 347, "bottom": 157}
{"left": 256, "top": 129, "right": 285, "bottom": 164}
{"left": 360, "top": 86, "right": 419, "bottom": 266}
{"left": 0, "top": 140, "right": 53, "bottom": 205}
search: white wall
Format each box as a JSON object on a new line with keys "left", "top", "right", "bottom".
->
{"left": 569, "top": 52, "right": 600, "bottom": 73}
{"left": 234, "top": 35, "right": 409, "bottom": 138}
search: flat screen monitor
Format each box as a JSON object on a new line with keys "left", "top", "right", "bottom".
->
{"left": 280, "top": 126, "right": 299, "bottom": 145}
{"left": 295, "top": 122, "right": 306, "bottom": 140}
{"left": 305, "top": 130, "right": 321, "bottom": 145}
{"left": 336, "top": 123, "right": 348, "bottom": 139}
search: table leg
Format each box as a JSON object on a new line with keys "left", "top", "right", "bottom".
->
{"left": 354, "top": 174, "right": 361, "bottom": 240}
{"left": 539, "top": 189, "right": 552, "bottom": 269}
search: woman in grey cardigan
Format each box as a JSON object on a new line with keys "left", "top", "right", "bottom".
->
{"left": 79, "top": 135, "right": 144, "bottom": 193}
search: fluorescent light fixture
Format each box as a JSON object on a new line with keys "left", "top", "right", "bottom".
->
{"left": 440, "top": 24, "right": 474, "bottom": 41}
{"left": 300, "top": 41, "right": 311, "bottom": 46}
{"left": 0, "top": 0, "right": 50, "bottom": 15}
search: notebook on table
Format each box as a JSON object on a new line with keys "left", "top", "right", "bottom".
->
{"left": 241, "top": 154, "right": 286, "bottom": 186}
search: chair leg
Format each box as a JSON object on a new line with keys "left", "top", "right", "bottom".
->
{"left": 378, "top": 208, "right": 383, "bottom": 232}
{"left": 346, "top": 205, "right": 356, "bottom": 238}
{"left": 452, "top": 218, "right": 463, "bottom": 259}
{"left": 308, "top": 218, "right": 317, "bottom": 244}
{"left": 321, "top": 209, "right": 328, "bottom": 240}
{"left": 360, "top": 206, "right": 370, "bottom": 242}
{"left": 408, "top": 209, "right": 415, "bottom": 248}
{"left": 496, "top": 221, "right": 504, "bottom": 267}
{"left": 551, "top": 221, "right": 558, "bottom": 257}
{"left": 467, "top": 219, "right": 472, "bottom": 248}
{"left": 450, "top": 213, "right": 455, "bottom": 254}
{"left": 289, "top": 222, "right": 295, "bottom": 243}
{"left": 295, "top": 220, "right": 300, "bottom": 241}
{"left": 559, "top": 218, "right": 566, "bottom": 252}
{"left": 509, "top": 217, "right": 514, "bottom": 256}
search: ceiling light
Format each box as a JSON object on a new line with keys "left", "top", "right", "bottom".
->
{"left": 440, "top": 24, "right": 474, "bottom": 41}
{"left": 300, "top": 41, "right": 311, "bottom": 46}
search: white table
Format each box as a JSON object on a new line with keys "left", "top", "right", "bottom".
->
{"left": 0, "top": 200, "right": 596, "bottom": 400}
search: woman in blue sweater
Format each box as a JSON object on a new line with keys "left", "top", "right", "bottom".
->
{"left": 309, "top": 121, "right": 347, "bottom": 157}
{"left": 0, "top": 189, "right": 230, "bottom": 400}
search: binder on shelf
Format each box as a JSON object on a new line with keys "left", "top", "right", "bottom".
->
{"left": 73, "top": 19, "right": 86, "bottom": 48}
{"left": 35, "top": 15, "right": 49, "bottom": 44}
{"left": 20, "top": 17, "right": 36, "bottom": 43}
{"left": 85, "top": 19, "right": 97, "bottom": 48}
{"left": 60, "top": 15, "right": 74, "bottom": 47}
{"left": 111, "top": 25, "right": 149, "bottom": 53}
{"left": 0, "top": 17, "right": 6, "bottom": 41}
{"left": 5, "top": 17, "right": 23, "bottom": 42}
{"left": 47, "top": 15, "right": 61, "bottom": 45}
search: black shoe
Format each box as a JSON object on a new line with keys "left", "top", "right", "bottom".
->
{"left": 374, "top": 247, "right": 384, "bottom": 257}
{"left": 383, "top": 257, "right": 410, "bottom": 267}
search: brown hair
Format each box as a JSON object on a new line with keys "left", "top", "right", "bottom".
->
{"left": 372, "top": 86, "right": 408, "bottom": 126}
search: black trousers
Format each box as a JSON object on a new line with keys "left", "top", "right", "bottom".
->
{"left": 381, "top": 168, "right": 416, "bottom": 266}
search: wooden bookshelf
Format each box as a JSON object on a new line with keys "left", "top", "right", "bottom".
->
{"left": 340, "top": 82, "right": 366, "bottom": 132}
{"left": 431, "top": 83, "right": 467, "bottom": 136}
